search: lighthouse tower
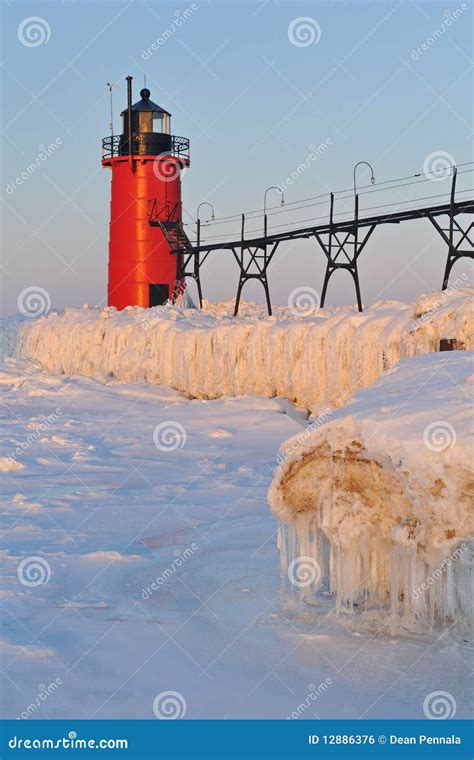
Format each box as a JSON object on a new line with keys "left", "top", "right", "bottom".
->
{"left": 102, "top": 76, "right": 190, "bottom": 309}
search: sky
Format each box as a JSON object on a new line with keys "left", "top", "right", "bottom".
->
{"left": 1, "top": 0, "right": 473, "bottom": 315}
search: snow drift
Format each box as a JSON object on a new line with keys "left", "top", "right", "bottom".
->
{"left": 268, "top": 350, "right": 473, "bottom": 630}
{"left": 0, "top": 289, "right": 472, "bottom": 411}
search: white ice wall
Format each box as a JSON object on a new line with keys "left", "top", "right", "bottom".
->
{"left": 1, "top": 289, "right": 472, "bottom": 411}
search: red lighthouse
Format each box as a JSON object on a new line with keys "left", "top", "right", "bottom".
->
{"left": 102, "top": 76, "right": 190, "bottom": 309}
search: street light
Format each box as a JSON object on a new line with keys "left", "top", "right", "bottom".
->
{"left": 353, "top": 161, "right": 375, "bottom": 197}
{"left": 196, "top": 202, "right": 215, "bottom": 248}
{"left": 263, "top": 186, "right": 285, "bottom": 237}
{"left": 196, "top": 201, "right": 215, "bottom": 223}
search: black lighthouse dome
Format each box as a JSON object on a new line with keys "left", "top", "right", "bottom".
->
{"left": 101, "top": 75, "right": 189, "bottom": 162}
{"left": 119, "top": 85, "right": 173, "bottom": 157}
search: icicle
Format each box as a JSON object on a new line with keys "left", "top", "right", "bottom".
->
{"left": 278, "top": 494, "right": 472, "bottom": 632}
{"left": 277, "top": 523, "right": 287, "bottom": 591}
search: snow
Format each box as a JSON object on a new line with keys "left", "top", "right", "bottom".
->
{"left": 0, "top": 288, "right": 472, "bottom": 719}
{"left": 1, "top": 357, "right": 471, "bottom": 719}
{"left": 1, "top": 288, "right": 472, "bottom": 411}
{"left": 269, "top": 350, "right": 473, "bottom": 632}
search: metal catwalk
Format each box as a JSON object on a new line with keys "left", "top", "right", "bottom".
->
{"left": 149, "top": 166, "right": 473, "bottom": 314}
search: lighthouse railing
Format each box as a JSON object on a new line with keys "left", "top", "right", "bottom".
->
{"left": 101, "top": 134, "right": 190, "bottom": 161}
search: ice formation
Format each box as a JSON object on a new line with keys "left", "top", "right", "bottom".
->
{"left": 1, "top": 288, "right": 472, "bottom": 411}
{"left": 269, "top": 350, "right": 473, "bottom": 630}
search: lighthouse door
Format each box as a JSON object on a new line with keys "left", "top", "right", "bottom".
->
{"left": 149, "top": 283, "right": 169, "bottom": 306}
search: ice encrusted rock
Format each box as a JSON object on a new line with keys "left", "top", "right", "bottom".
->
{"left": 268, "top": 350, "right": 473, "bottom": 630}
{"left": 0, "top": 289, "right": 472, "bottom": 411}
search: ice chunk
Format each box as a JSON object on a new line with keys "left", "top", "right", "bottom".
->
{"left": 269, "top": 351, "right": 473, "bottom": 630}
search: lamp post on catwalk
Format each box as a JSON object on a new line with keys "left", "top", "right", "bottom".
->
{"left": 102, "top": 75, "right": 191, "bottom": 309}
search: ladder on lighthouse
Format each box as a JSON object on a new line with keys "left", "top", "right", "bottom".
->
{"left": 156, "top": 218, "right": 204, "bottom": 306}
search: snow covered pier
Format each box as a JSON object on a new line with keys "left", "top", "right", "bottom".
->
{"left": 1, "top": 288, "right": 472, "bottom": 413}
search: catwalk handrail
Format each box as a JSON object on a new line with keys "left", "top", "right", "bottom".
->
{"left": 183, "top": 198, "right": 474, "bottom": 254}
{"left": 182, "top": 162, "right": 474, "bottom": 228}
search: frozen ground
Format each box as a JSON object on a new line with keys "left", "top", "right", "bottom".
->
{"left": 0, "top": 358, "right": 471, "bottom": 720}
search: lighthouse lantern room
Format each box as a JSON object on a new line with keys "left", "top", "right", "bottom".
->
{"left": 102, "top": 76, "right": 190, "bottom": 310}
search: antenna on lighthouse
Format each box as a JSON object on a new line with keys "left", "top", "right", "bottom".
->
{"left": 106, "top": 82, "right": 119, "bottom": 138}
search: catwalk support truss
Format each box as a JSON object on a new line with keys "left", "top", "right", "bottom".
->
{"left": 427, "top": 168, "right": 474, "bottom": 290}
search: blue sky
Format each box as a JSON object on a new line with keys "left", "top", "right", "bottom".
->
{"left": 1, "top": 0, "right": 472, "bottom": 315}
